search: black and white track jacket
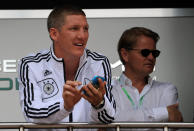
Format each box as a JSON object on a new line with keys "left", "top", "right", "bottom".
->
{"left": 18, "top": 44, "right": 116, "bottom": 127}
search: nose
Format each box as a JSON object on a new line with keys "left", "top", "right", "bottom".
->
{"left": 77, "top": 30, "right": 84, "bottom": 38}
{"left": 77, "top": 29, "right": 88, "bottom": 40}
{"left": 147, "top": 52, "right": 155, "bottom": 60}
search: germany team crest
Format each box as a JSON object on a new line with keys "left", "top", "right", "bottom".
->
{"left": 38, "top": 78, "right": 59, "bottom": 100}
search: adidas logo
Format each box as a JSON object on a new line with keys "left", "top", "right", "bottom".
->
{"left": 44, "top": 69, "right": 52, "bottom": 77}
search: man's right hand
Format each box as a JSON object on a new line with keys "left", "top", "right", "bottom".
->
{"left": 63, "top": 81, "right": 82, "bottom": 111}
{"left": 167, "top": 103, "right": 183, "bottom": 122}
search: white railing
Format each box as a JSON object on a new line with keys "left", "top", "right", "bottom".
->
{"left": 0, "top": 123, "right": 194, "bottom": 131}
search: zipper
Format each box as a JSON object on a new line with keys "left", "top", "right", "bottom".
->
{"left": 62, "top": 59, "right": 73, "bottom": 122}
{"left": 62, "top": 60, "right": 87, "bottom": 123}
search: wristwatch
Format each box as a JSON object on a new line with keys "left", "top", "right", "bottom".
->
{"left": 92, "top": 98, "right": 105, "bottom": 109}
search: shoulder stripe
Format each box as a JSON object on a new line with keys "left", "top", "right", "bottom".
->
{"left": 21, "top": 53, "right": 42, "bottom": 61}
{"left": 86, "top": 50, "right": 106, "bottom": 60}
{"left": 20, "top": 52, "right": 50, "bottom": 84}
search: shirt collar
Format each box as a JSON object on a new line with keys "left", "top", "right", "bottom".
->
{"left": 119, "top": 72, "right": 154, "bottom": 88}
{"left": 119, "top": 73, "right": 132, "bottom": 87}
{"left": 147, "top": 76, "right": 154, "bottom": 86}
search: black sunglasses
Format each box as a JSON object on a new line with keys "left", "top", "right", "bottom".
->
{"left": 127, "top": 48, "right": 161, "bottom": 58}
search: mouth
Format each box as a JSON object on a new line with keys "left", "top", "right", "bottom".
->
{"left": 144, "top": 63, "right": 154, "bottom": 67}
{"left": 74, "top": 43, "right": 84, "bottom": 47}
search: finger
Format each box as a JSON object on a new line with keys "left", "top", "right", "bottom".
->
{"left": 82, "top": 84, "right": 94, "bottom": 97}
{"left": 63, "top": 90, "right": 76, "bottom": 98}
{"left": 88, "top": 82, "right": 99, "bottom": 95}
{"left": 168, "top": 103, "right": 179, "bottom": 109}
{"left": 98, "top": 79, "right": 106, "bottom": 95}
{"left": 63, "top": 91, "right": 82, "bottom": 110}
{"left": 82, "top": 93, "right": 91, "bottom": 102}
{"left": 79, "top": 86, "right": 84, "bottom": 93}
{"left": 173, "top": 103, "right": 179, "bottom": 108}
{"left": 63, "top": 85, "right": 81, "bottom": 95}
{"left": 67, "top": 81, "right": 82, "bottom": 87}
{"left": 80, "top": 85, "right": 88, "bottom": 96}
{"left": 66, "top": 80, "right": 82, "bottom": 87}
{"left": 63, "top": 89, "right": 82, "bottom": 103}
{"left": 64, "top": 83, "right": 74, "bottom": 88}
{"left": 81, "top": 86, "right": 92, "bottom": 102}
{"left": 63, "top": 84, "right": 74, "bottom": 91}
{"left": 178, "top": 111, "right": 183, "bottom": 122}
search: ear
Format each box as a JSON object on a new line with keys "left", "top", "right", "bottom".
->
{"left": 49, "top": 28, "right": 59, "bottom": 41}
{"left": 120, "top": 48, "right": 129, "bottom": 63}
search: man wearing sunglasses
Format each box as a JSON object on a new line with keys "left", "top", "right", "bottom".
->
{"left": 110, "top": 27, "right": 182, "bottom": 130}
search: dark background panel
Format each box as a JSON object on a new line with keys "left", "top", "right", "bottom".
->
{"left": 0, "top": 0, "right": 194, "bottom": 9}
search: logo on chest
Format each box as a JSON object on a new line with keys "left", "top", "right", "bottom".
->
{"left": 44, "top": 69, "right": 52, "bottom": 77}
{"left": 38, "top": 78, "right": 59, "bottom": 99}
{"left": 43, "top": 82, "right": 54, "bottom": 95}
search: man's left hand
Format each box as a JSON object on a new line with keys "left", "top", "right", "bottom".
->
{"left": 81, "top": 78, "right": 106, "bottom": 107}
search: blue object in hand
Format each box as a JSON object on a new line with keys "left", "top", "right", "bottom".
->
{"left": 91, "top": 76, "right": 105, "bottom": 89}
{"left": 82, "top": 76, "right": 105, "bottom": 96}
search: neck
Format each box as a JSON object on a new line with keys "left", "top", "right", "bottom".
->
{"left": 64, "top": 57, "right": 80, "bottom": 81}
{"left": 124, "top": 69, "right": 147, "bottom": 93}
{"left": 53, "top": 44, "right": 81, "bottom": 80}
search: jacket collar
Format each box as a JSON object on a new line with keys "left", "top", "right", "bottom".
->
{"left": 50, "top": 44, "right": 63, "bottom": 62}
{"left": 50, "top": 43, "right": 87, "bottom": 66}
